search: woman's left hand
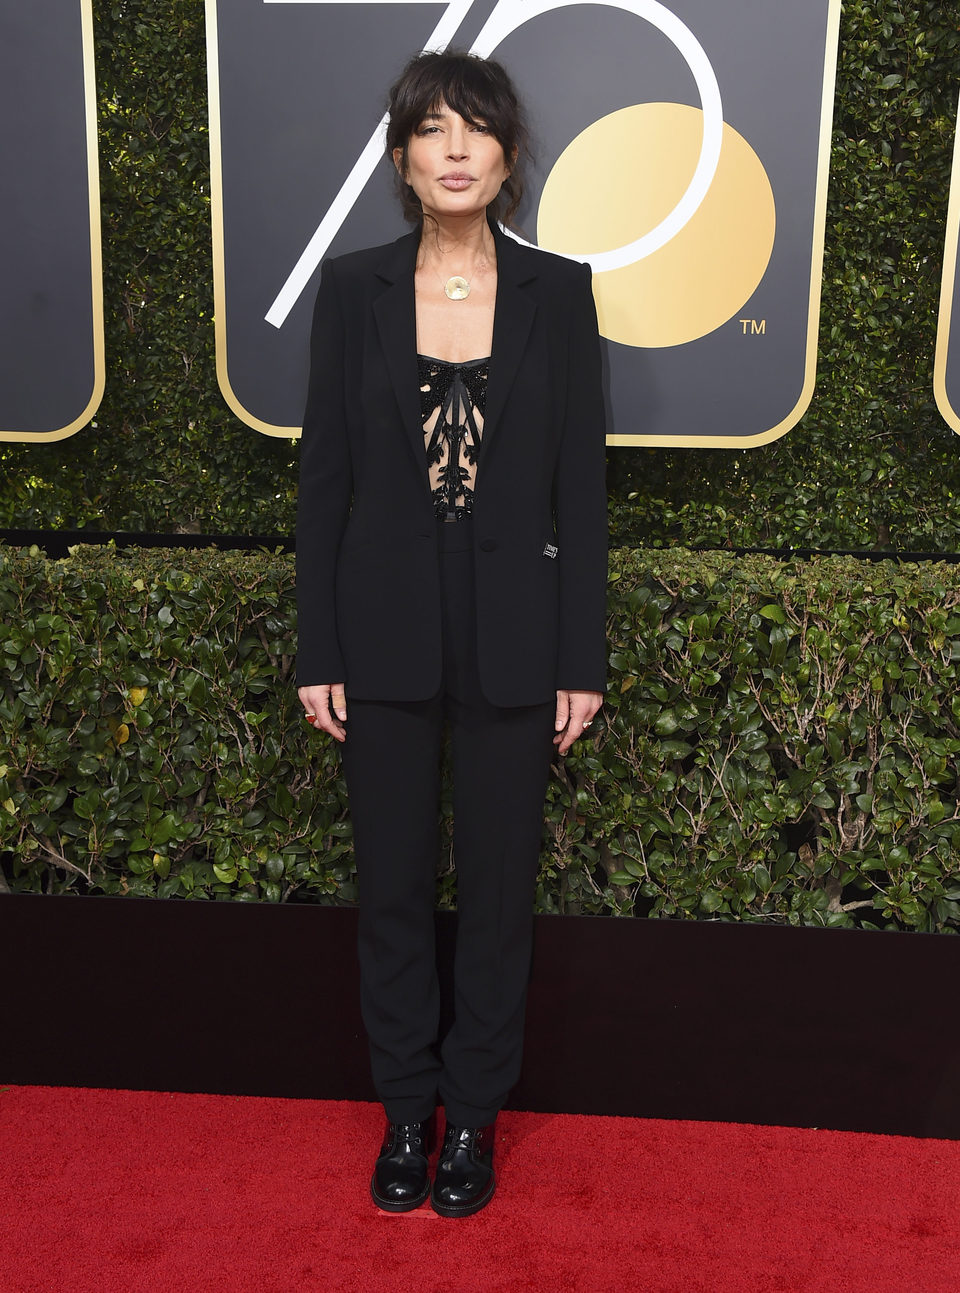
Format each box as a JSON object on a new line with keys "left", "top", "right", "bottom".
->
{"left": 553, "top": 689, "right": 603, "bottom": 755}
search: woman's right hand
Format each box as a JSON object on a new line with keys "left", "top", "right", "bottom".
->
{"left": 298, "top": 684, "right": 347, "bottom": 742}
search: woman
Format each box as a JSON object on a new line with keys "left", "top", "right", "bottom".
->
{"left": 296, "top": 50, "right": 607, "bottom": 1217}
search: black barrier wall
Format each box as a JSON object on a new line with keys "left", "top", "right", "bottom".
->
{"left": 6, "top": 897, "right": 960, "bottom": 1138}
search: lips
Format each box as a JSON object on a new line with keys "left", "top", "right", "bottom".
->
{"left": 440, "top": 173, "right": 474, "bottom": 190}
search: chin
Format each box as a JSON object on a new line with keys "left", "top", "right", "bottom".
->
{"left": 425, "top": 197, "right": 491, "bottom": 220}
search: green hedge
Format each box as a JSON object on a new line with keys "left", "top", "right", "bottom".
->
{"left": 3, "top": 543, "right": 959, "bottom": 932}
{"left": 2, "top": 2, "right": 960, "bottom": 551}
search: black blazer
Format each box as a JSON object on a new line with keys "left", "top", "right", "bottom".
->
{"left": 295, "top": 221, "right": 608, "bottom": 707}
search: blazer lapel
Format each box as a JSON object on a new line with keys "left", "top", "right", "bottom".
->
{"left": 483, "top": 225, "right": 538, "bottom": 452}
{"left": 371, "top": 231, "right": 427, "bottom": 474}
{"left": 370, "top": 223, "right": 538, "bottom": 467}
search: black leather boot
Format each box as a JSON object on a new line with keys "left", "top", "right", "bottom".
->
{"left": 370, "top": 1114, "right": 436, "bottom": 1212}
{"left": 430, "top": 1121, "right": 496, "bottom": 1217}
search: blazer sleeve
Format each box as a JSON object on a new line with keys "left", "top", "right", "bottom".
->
{"left": 295, "top": 258, "right": 352, "bottom": 686}
{"left": 554, "top": 261, "right": 608, "bottom": 693}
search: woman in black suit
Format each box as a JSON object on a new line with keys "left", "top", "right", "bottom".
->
{"left": 296, "top": 50, "right": 607, "bottom": 1217}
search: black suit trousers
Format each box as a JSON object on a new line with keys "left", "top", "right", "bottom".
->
{"left": 340, "top": 519, "right": 555, "bottom": 1126}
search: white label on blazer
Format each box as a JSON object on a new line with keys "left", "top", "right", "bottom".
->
{"left": 543, "top": 543, "right": 558, "bottom": 559}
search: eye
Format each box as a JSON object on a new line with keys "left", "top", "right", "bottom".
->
{"left": 416, "top": 124, "right": 442, "bottom": 136}
{"left": 470, "top": 123, "right": 491, "bottom": 133}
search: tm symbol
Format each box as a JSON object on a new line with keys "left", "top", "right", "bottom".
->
{"left": 739, "top": 318, "right": 766, "bottom": 335}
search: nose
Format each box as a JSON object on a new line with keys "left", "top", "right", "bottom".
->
{"left": 446, "top": 122, "right": 469, "bottom": 160}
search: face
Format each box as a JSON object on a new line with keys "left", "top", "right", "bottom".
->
{"left": 394, "top": 103, "right": 511, "bottom": 221}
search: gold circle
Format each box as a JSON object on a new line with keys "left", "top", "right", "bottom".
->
{"left": 444, "top": 275, "right": 470, "bottom": 300}
{"left": 537, "top": 103, "right": 776, "bottom": 348}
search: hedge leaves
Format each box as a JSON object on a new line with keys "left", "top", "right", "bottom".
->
{"left": 3, "top": 543, "right": 959, "bottom": 931}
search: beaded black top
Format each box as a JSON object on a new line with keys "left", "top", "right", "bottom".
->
{"left": 418, "top": 354, "right": 490, "bottom": 522}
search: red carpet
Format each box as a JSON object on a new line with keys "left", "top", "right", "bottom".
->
{"left": 1, "top": 1086, "right": 959, "bottom": 1292}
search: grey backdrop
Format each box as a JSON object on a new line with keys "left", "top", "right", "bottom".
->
{"left": 209, "top": 0, "right": 838, "bottom": 443}
{"left": 940, "top": 166, "right": 960, "bottom": 432}
{"left": 0, "top": 4, "right": 101, "bottom": 439}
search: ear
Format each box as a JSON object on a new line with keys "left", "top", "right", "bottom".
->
{"left": 392, "top": 146, "right": 406, "bottom": 178}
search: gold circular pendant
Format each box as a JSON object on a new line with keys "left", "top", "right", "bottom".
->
{"left": 444, "top": 276, "right": 470, "bottom": 301}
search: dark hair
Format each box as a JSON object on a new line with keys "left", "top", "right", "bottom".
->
{"left": 385, "top": 50, "right": 528, "bottom": 229}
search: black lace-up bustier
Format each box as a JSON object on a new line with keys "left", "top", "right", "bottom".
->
{"left": 418, "top": 354, "right": 490, "bottom": 522}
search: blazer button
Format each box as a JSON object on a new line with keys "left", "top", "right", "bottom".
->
{"left": 479, "top": 538, "right": 498, "bottom": 552}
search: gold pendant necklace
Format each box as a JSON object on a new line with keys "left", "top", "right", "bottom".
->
{"left": 444, "top": 275, "right": 471, "bottom": 301}
{"left": 424, "top": 248, "right": 490, "bottom": 300}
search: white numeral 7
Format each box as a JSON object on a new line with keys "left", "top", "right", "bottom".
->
{"left": 262, "top": 0, "right": 477, "bottom": 328}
